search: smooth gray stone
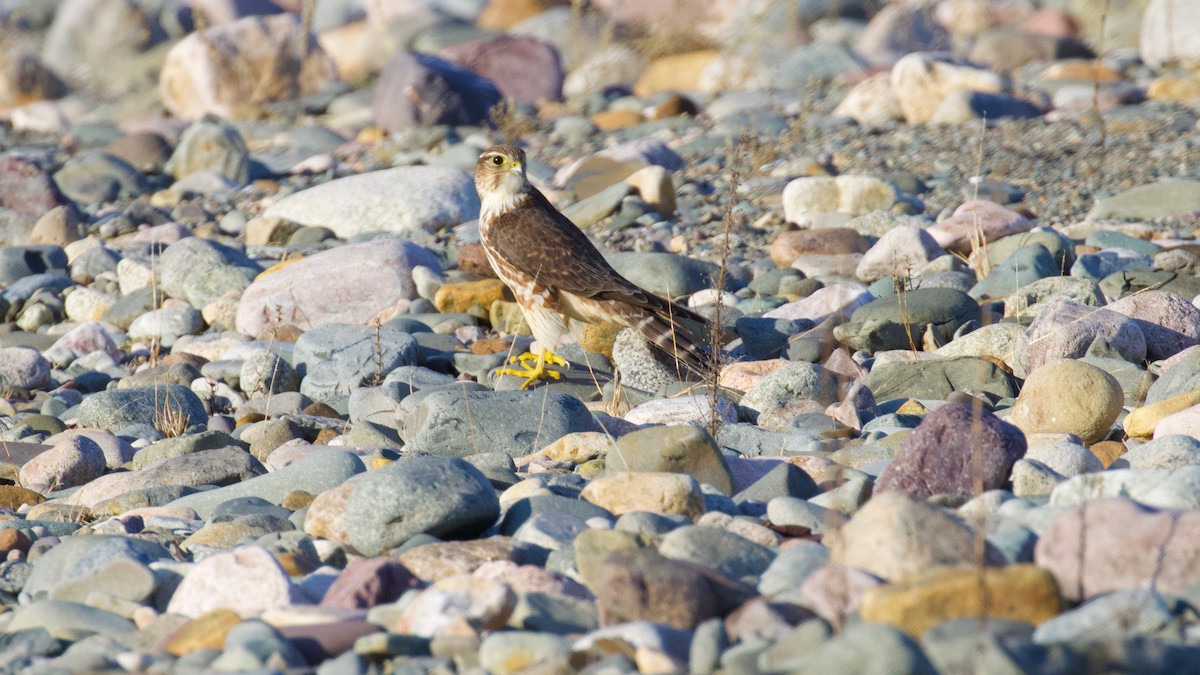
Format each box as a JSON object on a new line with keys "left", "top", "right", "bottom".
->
{"left": 166, "top": 116, "right": 249, "bottom": 185}
{"left": 343, "top": 455, "right": 499, "bottom": 556}
{"left": 734, "top": 463, "right": 820, "bottom": 504}
{"left": 24, "top": 535, "right": 171, "bottom": 599}
{"left": 7, "top": 600, "right": 134, "bottom": 640}
{"left": 1087, "top": 179, "right": 1200, "bottom": 220}
{"left": 1033, "top": 589, "right": 1176, "bottom": 644}
{"left": 1086, "top": 230, "right": 1161, "bottom": 257}
{"left": 757, "top": 542, "right": 830, "bottom": 598}
{"left": 76, "top": 384, "right": 207, "bottom": 434}
{"left": 921, "top": 619, "right": 1038, "bottom": 675}
{"left": 969, "top": 244, "right": 1058, "bottom": 299}
{"left": 606, "top": 251, "right": 723, "bottom": 298}
{"left": 658, "top": 524, "right": 776, "bottom": 583}
{"left": 294, "top": 323, "right": 418, "bottom": 401}
{"left": 717, "top": 424, "right": 826, "bottom": 457}
{"left": 864, "top": 356, "right": 1015, "bottom": 402}
{"left": 788, "top": 622, "right": 937, "bottom": 675}
{"left": 401, "top": 388, "right": 600, "bottom": 458}
{"left": 1071, "top": 249, "right": 1153, "bottom": 282}
{"left": 168, "top": 449, "right": 365, "bottom": 519}
{"left": 765, "top": 497, "right": 847, "bottom": 535}
{"left": 500, "top": 494, "right": 611, "bottom": 536}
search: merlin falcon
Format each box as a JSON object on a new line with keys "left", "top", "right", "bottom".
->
{"left": 474, "top": 144, "right": 710, "bottom": 389}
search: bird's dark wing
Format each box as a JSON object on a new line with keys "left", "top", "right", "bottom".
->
{"left": 484, "top": 187, "right": 705, "bottom": 321}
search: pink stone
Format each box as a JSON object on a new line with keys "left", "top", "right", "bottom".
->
{"left": 1035, "top": 497, "right": 1200, "bottom": 602}
{"left": 166, "top": 546, "right": 304, "bottom": 618}
{"left": 799, "top": 564, "right": 884, "bottom": 624}
{"left": 926, "top": 200, "right": 1032, "bottom": 254}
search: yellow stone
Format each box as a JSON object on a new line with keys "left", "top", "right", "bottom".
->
{"left": 580, "top": 322, "right": 623, "bottom": 359}
{"left": 1148, "top": 75, "right": 1200, "bottom": 105}
{"left": 624, "top": 165, "right": 676, "bottom": 217}
{"left": 634, "top": 50, "right": 720, "bottom": 97}
{"left": 1089, "top": 440, "right": 1126, "bottom": 468}
{"left": 489, "top": 300, "right": 530, "bottom": 335}
{"left": 590, "top": 109, "right": 644, "bottom": 131}
{"left": 860, "top": 564, "right": 1061, "bottom": 637}
{"left": 162, "top": 608, "right": 243, "bottom": 656}
{"left": 435, "top": 279, "right": 510, "bottom": 314}
{"left": 0, "top": 485, "right": 45, "bottom": 510}
{"left": 1123, "top": 389, "right": 1200, "bottom": 438}
{"left": 539, "top": 431, "right": 614, "bottom": 464}
{"left": 896, "top": 400, "right": 929, "bottom": 416}
{"left": 581, "top": 471, "right": 704, "bottom": 519}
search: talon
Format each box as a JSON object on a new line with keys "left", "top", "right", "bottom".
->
{"left": 495, "top": 350, "right": 567, "bottom": 389}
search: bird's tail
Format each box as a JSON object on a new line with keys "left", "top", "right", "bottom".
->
{"left": 624, "top": 302, "right": 715, "bottom": 380}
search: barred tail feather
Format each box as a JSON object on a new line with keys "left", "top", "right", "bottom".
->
{"left": 627, "top": 309, "right": 712, "bottom": 380}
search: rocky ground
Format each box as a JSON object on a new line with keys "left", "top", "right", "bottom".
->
{"left": 0, "top": 0, "right": 1199, "bottom": 673}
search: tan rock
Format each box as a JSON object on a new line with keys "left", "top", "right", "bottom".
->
{"left": 435, "top": 279, "right": 511, "bottom": 314}
{"left": 581, "top": 471, "right": 705, "bottom": 519}
{"left": 861, "top": 564, "right": 1061, "bottom": 637}
{"left": 397, "top": 539, "right": 524, "bottom": 582}
{"left": 1089, "top": 440, "right": 1126, "bottom": 468}
{"left": 718, "top": 359, "right": 789, "bottom": 392}
{"left": 579, "top": 321, "right": 623, "bottom": 358}
{"left": 833, "top": 72, "right": 903, "bottom": 126}
{"left": 1124, "top": 389, "right": 1200, "bottom": 438}
{"left": 891, "top": 52, "right": 1006, "bottom": 123}
{"left": 769, "top": 227, "right": 872, "bottom": 267}
{"left": 1009, "top": 359, "right": 1123, "bottom": 444}
{"left": 781, "top": 176, "right": 897, "bottom": 223}
{"left": 538, "top": 431, "right": 614, "bottom": 464}
{"left": 160, "top": 14, "right": 338, "bottom": 121}
{"left": 162, "top": 608, "right": 243, "bottom": 656}
{"left": 633, "top": 50, "right": 721, "bottom": 97}
{"left": 317, "top": 20, "right": 392, "bottom": 84}
{"left": 1148, "top": 75, "right": 1200, "bottom": 105}
{"left": 624, "top": 165, "right": 676, "bottom": 216}
{"left": 477, "top": 0, "right": 567, "bottom": 30}
{"left": 27, "top": 206, "right": 85, "bottom": 247}
{"left": 590, "top": 109, "right": 643, "bottom": 131}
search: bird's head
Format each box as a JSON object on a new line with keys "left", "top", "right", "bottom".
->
{"left": 475, "top": 145, "right": 528, "bottom": 202}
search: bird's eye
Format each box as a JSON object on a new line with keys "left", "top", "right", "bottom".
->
{"left": 491, "top": 156, "right": 503, "bottom": 166}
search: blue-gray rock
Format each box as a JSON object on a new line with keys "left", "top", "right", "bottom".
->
{"left": 158, "top": 237, "right": 262, "bottom": 309}
{"left": 165, "top": 116, "right": 249, "bottom": 186}
{"left": 765, "top": 497, "right": 846, "bottom": 535}
{"left": 76, "top": 384, "right": 207, "bottom": 434}
{"left": 920, "top": 618, "right": 1039, "bottom": 675}
{"left": 373, "top": 51, "right": 501, "bottom": 132}
{"left": 1086, "top": 230, "right": 1161, "bottom": 257}
{"left": 769, "top": 42, "right": 864, "bottom": 87}
{"left": 1071, "top": 249, "right": 1153, "bottom": 282}
{"left": 658, "top": 525, "right": 776, "bottom": 583}
{"left": 740, "top": 361, "right": 839, "bottom": 414}
{"left": 1118, "top": 435, "right": 1200, "bottom": 470}
{"left": 716, "top": 424, "right": 827, "bottom": 457}
{"left": 833, "top": 288, "right": 980, "bottom": 353}
{"left": 865, "top": 356, "right": 1015, "bottom": 402}
{"left": 239, "top": 351, "right": 300, "bottom": 396}
{"left": 735, "top": 463, "right": 820, "bottom": 504}
{"left": 606, "top": 252, "right": 722, "bottom": 298}
{"left": 0, "top": 244, "right": 67, "bottom": 286}
{"left": 52, "top": 152, "right": 150, "bottom": 204}
{"left": 736, "top": 317, "right": 815, "bottom": 360}
{"left": 501, "top": 494, "right": 611, "bottom": 536}
{"left": 609, "top": 328, "right": 697, "bottom": 392}
{"left": 1033, "top": 589, "right": 1175, "bottom": 644}
{"left": 402, "top": 388, "right": 600, "bottom": 458}
{"left": 970, "top": 244, "right": 1058, "bottom": 299}
{"left": 757, "top": 542, "right": 830, "bottom": 598}
{"left": 23, "top": 535, "right": 171, "bottom": 599}
{"left": 293, "top": 323, "right": 419, "bottom": 401}
{"left": 263, "top": 166, "right": 480, "bottom": 239}
{"left": 217, "top": 620, "right": 307, "bottom": 670}
{"left": 6, "top": 600, "right": 134, "bottom": 640}
{"left": 126, "top": 306, "right": 204, "bottom": 348}
{"left": 789, "top": 621, "right": 937, "bottom": 675}
{"left": 343, "top": 455, "right": 499, "bottom": 556}
{"left": 168, "top": 449, "right": 364, "bottom": 518}
{"left": 69, "top": 246, "right": 121, "bottom": 284}
{"left": 611, "top": 425, "right": 734, "bottom": 495}
{"left": 1087, "top": 179, "right": 1200, "bottom": 220}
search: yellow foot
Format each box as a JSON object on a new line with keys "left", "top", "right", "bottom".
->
{"left": 496, "top": 351, "right": 569, "bottom": 389}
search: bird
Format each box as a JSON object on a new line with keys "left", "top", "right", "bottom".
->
{"left": 473, "top": 143, "right": 711, "bottom": 389}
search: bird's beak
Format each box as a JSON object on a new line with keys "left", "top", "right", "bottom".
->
{"left": 509, "top": 162, "right": 522, "bottom": 176}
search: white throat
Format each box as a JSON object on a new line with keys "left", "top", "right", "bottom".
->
{"left": 480, "top": 189, "right": 527, "bottom": 225}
